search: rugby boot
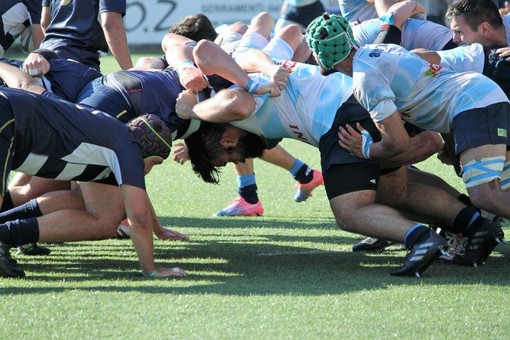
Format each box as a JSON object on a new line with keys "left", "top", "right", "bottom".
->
{"left": 391, "top": 230, "right": 448, "bottom": 277}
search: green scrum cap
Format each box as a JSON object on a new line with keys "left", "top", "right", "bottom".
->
{"left": 305, "top": 13, "right": 358, "bottom": 71}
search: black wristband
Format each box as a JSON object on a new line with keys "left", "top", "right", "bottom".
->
{"left": 374, "top": 25, "right": 402, "bottom": 45}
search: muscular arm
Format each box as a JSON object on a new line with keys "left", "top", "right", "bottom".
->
{"left": 0, "top": 62, "right": 45, "bottom": 94}
{"left": 339, "top": 111, "right": 410, "bottom": 159}
{"left": 381, "top": 130, "right": 444, "bottom": 168}
{"left": 176, "top": 88, "right": 256, "bottom": 122}
{"left": 121, "top": 185, "right": 155, "bottom": 275}
{"left": 41, "top": 6, "right": 50, "bottom": 33}
{"left": 193, "top": 40, "right": 280, "bottom": 95}
{"left": 370, "top": 112, "right": 410, "bottom": 158}
{"left": 161, "top": 33, "right": 209, "bottom": 92}
{"left": 101, "top": 11, "right": 133, "bottom": 70}
{"left": 412, "top": 48, "right": 441, "bottom": 64}
{"left": 234, "top": 48, "right": 290, "bottom": 89}
{"left": 30, "top": 24, "right": 44, "bottom": 50}
{"left": 374, "top": 0, "right": 406, "bottom": 17}
{"left": 122, "top": 184, "right": 184, "bottom": 277}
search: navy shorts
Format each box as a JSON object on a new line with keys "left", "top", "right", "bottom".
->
{"left": 452, "top": 102, "right": 510, "bottom": 155}
{"left": 282, "top": 1, "right": 325, "bottom": 28}
{"left": 319, "top": 95, "right": 382, "bottom": 199}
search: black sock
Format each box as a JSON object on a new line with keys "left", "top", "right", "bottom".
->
{"left": 238, "top": 184, "right": 258, "bottom": 204}
{"left": 294, "top": 164, "right": 313, "bottom": 184}
{"left": 457, "top": 193, "right": 472, "bottom": 207}
{"left": 1, "top": 190, "right": 14, "bottom": 212}
{"left": 403, "top": 225, "right": 430, "bottom": 249}
{"left": 452, "top": 206, "right": 484, "bottom": 236}
{"left": 0, "top": 199, "right": 43, "bottom": 224}
{"left": 0, "top": 218, "right": 39, "bottom": 247}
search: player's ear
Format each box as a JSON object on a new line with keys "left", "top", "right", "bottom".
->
{"left": 219, "top": 135, "right": 236, "bottom": 148}
{"left": 479, "top": 21, "right": 492, "bottom": 35}
{"left": 219, "top": 126, "right": 239, "bottom": 148}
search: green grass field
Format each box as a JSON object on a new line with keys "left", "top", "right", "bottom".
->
{"left": 1, "top": 52, "right": 509, "bottom": 339}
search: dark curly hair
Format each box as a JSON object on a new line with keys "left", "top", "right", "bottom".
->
{"left": 170, "top": 13, "right": 218, "bottom": 42}
{"left": 185, "top": 122, "right": 267, "bottom": 184}
{"left": 127, "top": 114, "right": 172, "bottom": 159}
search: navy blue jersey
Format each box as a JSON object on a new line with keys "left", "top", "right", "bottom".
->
{"left": 44, "top": 59, "right": 102, "bottom": 102}
{"left": 0, "top": 87, "right": 146, "bottom": 196}
{"left": 77, "top": 68, "right": 209, "bottom": 140}
{"left": 40, "top": 0, "right": 126, "bottom": 69}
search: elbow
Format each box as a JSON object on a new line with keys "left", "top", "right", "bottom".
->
{"left": 421, "top": 131, "right": 444, "bottom": 155}
{"left": 101, "top": 13, "right": 124, "bottom": 34}
{"left": 217, "top": 90, "right": 254, "bottom": 120}
{"left": 193, "top": 40, "right": 217, "bottom": 72}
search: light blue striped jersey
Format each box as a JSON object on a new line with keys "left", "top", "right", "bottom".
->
{"left": 232, "top": 61, "right": 353, "bottom": 147}
{"left": 352, "top": 18, "right": 452, "bottom": 50}
{"left": 437, "top": 43, "right": 485, "bottom": 73}
{"left": 338, "top": 0, "right": 377, "bottom": 23}
{"left": 353, "top": 44, "right": 509, "bottom": 133}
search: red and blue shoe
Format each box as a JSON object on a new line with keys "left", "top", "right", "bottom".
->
{"left": 214, "top": 197, "right": 264, "bottom": 217}
{"left": 294, "top": 170, "right": 324, "bottom": 202}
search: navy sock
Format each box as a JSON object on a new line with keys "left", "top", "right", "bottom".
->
{"left": 1, "top": 190, "right": 14, "bottom": 212}
{"left": 238, "top": 184, "right": 258, "bottom": 204}
{"left": 0, "top": 218, "right": 39, "bottom": 247}
{"left": 294, "top": 164, "right": 314, "bottom": 184}
{"left": 457, "top": 193, "right": 472, "bottom": 207}
{"left": 0, "top": 199, "right": 43, "bottom": 223}
{"left": 403, "top": 224, "right": 430, "bottom": 249}
{"left": 452, "top": 206, "right": 484, "bottom": 236}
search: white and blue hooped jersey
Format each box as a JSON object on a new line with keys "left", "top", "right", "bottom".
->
{"left": 353, "top": 44, "right": 509, "bottom": 133}
{"left": 338, "top": 0, "right": 377, "bottom": 24}
{"left": 231, "top": 62, "right": 353, "bottom": 147}
{"left": 352, "top": 18, "right": 453, "bottom": 51}
{"left": 437, "top": 43, "right": 485, "bottom": 74}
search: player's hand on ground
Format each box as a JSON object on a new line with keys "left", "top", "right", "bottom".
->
{"left": 23, "top": 52, "right": 50, "bottom": 76}
{"left": 172, "top": 142, "right": 190, "bottom": 164}
{"left": 496, "top": 46, "right": 510, "bottom": 61}
{"left": 178, "top": 66, "right": 209, "bottom": 93}
{"left": 156, "top": 267, "right": 186, "bottom": 278}
{"left": 157, "top": 226, "right": 190, "bottom": 241}
{"left": 175, "top": 90, "right": 198, "bottom": 119}
{"left": 338, "top": 123, "right": 365, "bottom": 158}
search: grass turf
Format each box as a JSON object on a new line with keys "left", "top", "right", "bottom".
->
{"left": 1, "top": 52, "right": 509, "bottom": 339}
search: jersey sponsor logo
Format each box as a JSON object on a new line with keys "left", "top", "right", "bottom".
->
{"left": 280, "top": 60, "right": 297, "bottom": 72}
{"left": 289, "top": 124, "right": 309, "bottom": 143}
{"left": 498, "top": 128, "right": 507, "bottom": 138}
{"left": 424, "top": 64, "right": 443, "bottom": 78}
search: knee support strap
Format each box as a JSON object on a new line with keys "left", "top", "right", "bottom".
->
{"left": 461, "top": 156, "right": 505, "bottom": 188}
{"left": 501, "top": 160, "right": 510, "bottom": 190}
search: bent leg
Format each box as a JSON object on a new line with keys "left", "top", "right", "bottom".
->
{"left": 37, "top": 182, "right": 124, "bottom": 242}
{"left": 461, "top": 145, "right": 510, "bottom": 218}
{"left": 9, "top": 176, "right": 71, "bottom": 207}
